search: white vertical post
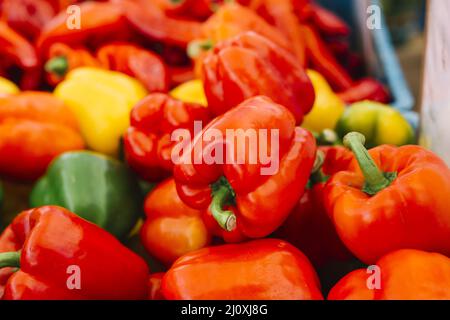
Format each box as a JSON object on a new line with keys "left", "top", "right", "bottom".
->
{"left": 420, "top": 0, "right": 450, "bottom": 164}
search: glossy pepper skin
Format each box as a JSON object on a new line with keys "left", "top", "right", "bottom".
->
{"left": 328, "top": 250, "right": 450, "bottom": 300}
{"left": 0, "top": 206, "right": 149, "bottom": 300}
{"left": 0, "top": 22, "right": 40, "bottom": 90}
{"left": 174, "top": 96, "right": 316, "bottom": 239}
{"left": 276, "top": 146, "right": 353, "bottom": 267}
{"left": 0, "top": 91, "right": 84, "bottom": 181}
{"left": 37, "top": 1, "right": 130, "bottom": 57}
{"left": 30, "top": 151, "right": 143, "bottom": 239}
{"left": 140, "top": 179, "right": 211, "bottom": 266}
{"left": 54, "top": 67, "right": 148, "bottom": 156}
{"left": 336, "top": 101, "right": 415, "bottom": 148}
{"left": 202, "top": 31, "right": 315, "bottom": 124}
{"left": 162, "top": 239, "right": 323, "bottom": 300}
{"left": 324, "top": 132, "right": 450, "bottom": 264}
{"left": 124, "top": 93, "right": 211, "bottom": 181}
{"left": 96, "top": 42, "right": 170, "bottom": 93}
{"left": 44, "top": 43, "right": 101, "bottom": 86}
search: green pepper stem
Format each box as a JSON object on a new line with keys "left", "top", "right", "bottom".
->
{"left": 44, "top": 56, "right": 68, "bottom": 77}
{"left": 209, "top": 179, "right": 237, "bottom": 232}
{"left": 0, "top": 251, "right": 20, "bottom": 269}
{"left": 343, "top": 132, "right": 396, "bottom": 195}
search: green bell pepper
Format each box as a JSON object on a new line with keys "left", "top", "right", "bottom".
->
{"left": 336, "top": 101, "right": 415, "bottom": 148}
{"left": 30, "top": 151, "right": 143, "bottom": 239}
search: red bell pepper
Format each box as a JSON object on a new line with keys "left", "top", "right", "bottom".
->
{"left": 37, "top": 1, "right": 130, "bottom": 58}
{"left": 0, "top": 22, "right": 40, "bottom": 90}
{"left": 276, "top": 146, "right": 353, "bottom": 267}
{"left": 338, "top": 78, "right": 391, "bottom": 104}
{"left": 96, "top": 42, "right": 170, "bottom": 93}
{"left": 300, "top": 23, "right": 353, "bottom": 91}
{"left": 0, "top": 91, "right": 84, "bottom": 180}
{"left": 324, "top": 132, "right": 450, "bottom": 264}
{"left": 162, "top": 0, "right": 215, "bottom": 20}
{"left": 148, "top": 272, "right": 165, "bottom": 300}
{"left": 328, "top": 249, "right": 450, "bottom": 300}
{"left": 0, "top": 0, "right": 76, "bottom": 41}
{"left": 306, "top": 4, "right": 350, "bottom": 37}
{"left": 162, "top": 239, "right": 323, "bottom": 300}
{"left": 118, "top": 0, "right": 202, "bottom": 48}
{"left": 0, "top": 206, "right": 149, "bottom": 300}
{"left": 174, "top": 96, "right": 316, "bottom": 239}
{"left": 201, "top": 31, "right": 315, "bottom": 124}
{"left": 140, "top": 179, "right": 211, "bottom": 266}
{"left": 249, "top": 0, "right": 307, "bottom": 66}
{"left": 124, "top": 93, "right": 212, "bottom": 181}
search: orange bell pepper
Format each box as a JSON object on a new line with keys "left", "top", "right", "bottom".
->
{"left": 324, "top": 132, "right": 450, "bottom": 264}
{"left": 328, "top": 249, "right": 450, "bottom": 300}
{"left": 140, "top": 179, "right": 211, "bottom": 266}
{"left": 0, "top": 92, "right": 84, "bottom": 180}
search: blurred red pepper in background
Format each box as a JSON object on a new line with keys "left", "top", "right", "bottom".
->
{"left": 304, "top": 3, "right": 350, "bottom": 37}
{"left": 0, "top": 22, "right": 40, "bottom": 89}
{"left": 0, "top": 206, "right": 149, "bottom": 300}
{"left": 0, "top": 0, "right": 77, "bottom": 41}
{"left": 338, "top": 78, "right": 391, "bottom": 104}
{"left": 325, "top": 132, "right": 450, "bottom": 264}
{"left": 249, "top": 0, "right": 307, "bottom": 66}
{"left": 140, "top": 179, "right": 211, "bottom": 266}
{"left": 300, "top": 23, "right": 353, "bottom": 91}
{"left": 162, "top": 0, "right": 215, "bottom": 21}
{"left": 162, "top": 239, "right": 324, "bottom": 300}
{"left": 0, "top": 91, "right": 84, "bottom": 181}
{"left": 199, "top": 2, "right": 289, "bottom": 50}
{"left": 118, "top": 0, "right": 202, "bottom": 48}
{"left": 276, "top": 146, "right": 353, "bottom": 267}
{"left": 124, "top": 93, "right": 211, "bottom": 182}
{"left": 96, "top": 42, "right": 170, "bottom": 93}
{"left": 37, "top": 1, "right": 130, "bottom": 58}
{"left": 174, "top": 96, "right": 316, "bottom": 239}
{"left": 201, "top": 31, "right": 315, "bottom": 124}
{"left": 328, "top": 250, "right": 450, "bottom": 300}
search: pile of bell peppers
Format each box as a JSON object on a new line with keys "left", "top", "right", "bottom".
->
{"left": 0, "top": 0, "right": 449, "bottom": 301}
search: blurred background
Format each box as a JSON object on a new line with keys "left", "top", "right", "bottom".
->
{"left": 382, "top": 0, "right": 425, "bottom": 110}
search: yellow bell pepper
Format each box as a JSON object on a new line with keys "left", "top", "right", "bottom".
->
{"left": 0, "top": 77, "right": 19, "bottom": 96}
{"left": 170, "top": 79, "right": 208, "bottom": 106}
{"left": 302, "top": 70, "right": 346, "bottom": 133}
{"left": 54, "top": 67, "right": 147, "bottom": 156}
